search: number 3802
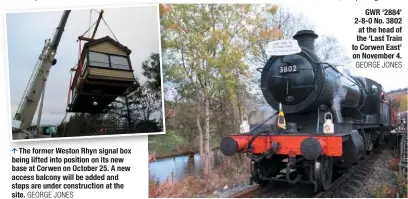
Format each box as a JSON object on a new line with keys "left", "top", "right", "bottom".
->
{"left": 279, "top": 65, "right": 298, "bottom": 74}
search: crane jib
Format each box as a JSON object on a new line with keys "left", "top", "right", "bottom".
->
{"left": 14, "top": 10, "right": 71, "bottom": 130}
{"left": 50, "top": 10, "right": 71, "bottom": 51}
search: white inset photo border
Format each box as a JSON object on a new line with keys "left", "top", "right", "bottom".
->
{"left": 5, "top": 4, "right": 166, "bottom": 142}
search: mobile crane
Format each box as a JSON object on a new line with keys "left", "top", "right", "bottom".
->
{"left": 12, "top": 10, "right": 71, "bottom": 139}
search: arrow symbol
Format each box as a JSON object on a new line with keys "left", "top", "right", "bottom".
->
{"left": 12, "top": 148, "right": 17, "bottom": 154}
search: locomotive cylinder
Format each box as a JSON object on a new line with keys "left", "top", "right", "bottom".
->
{"left": 261, "top": 30, "right": 367, "bottom": 120}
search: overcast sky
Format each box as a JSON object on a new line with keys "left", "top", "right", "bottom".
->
{"left": 6, "top": 5, "right": 160, "bottom": 126}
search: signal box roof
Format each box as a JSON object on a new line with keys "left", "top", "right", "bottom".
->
{"left": 83, "top": 36, "right": 132, "bottom": 55}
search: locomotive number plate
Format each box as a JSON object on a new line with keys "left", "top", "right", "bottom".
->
{"left": 279, "top": 65, "right": 298, "bottom": 74}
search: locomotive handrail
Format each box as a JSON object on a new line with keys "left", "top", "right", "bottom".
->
{"left": 247, "top": 112, "right": 279, "bottom": 153}
{"left": 319, "top": 62, "right": 369, "bottom": 94}
{"left": 271, "top": 75, "right": 291, "bottom": 80}
{"left": 322, "top": 66, "right": 357, "bottom": 87}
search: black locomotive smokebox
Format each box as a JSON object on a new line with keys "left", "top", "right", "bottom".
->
{"left": 220, "top": 137, "right": 238, "bottom": 156}
{"left": 300, "top": 137, "right": 322, "bottom": 160}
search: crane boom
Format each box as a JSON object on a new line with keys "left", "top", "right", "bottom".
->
{"left": 14, "top": 10, "right": 71, "bottom": 130}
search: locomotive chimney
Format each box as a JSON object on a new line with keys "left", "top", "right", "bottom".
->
{"left": 293, "top": 30, "right": 318, "bottom": 52}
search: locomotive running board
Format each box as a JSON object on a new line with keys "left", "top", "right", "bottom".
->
{"left": 221, "top": 135, "right": 343, "bottom": 157}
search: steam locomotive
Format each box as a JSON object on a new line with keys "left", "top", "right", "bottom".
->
{"left": 220, "top": 30, "right": 397, "bottom": 192}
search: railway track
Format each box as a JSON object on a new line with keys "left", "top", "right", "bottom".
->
{"left": 319, "top": 149, "right": 383, "bottom": 198}
{"left": 232, "top": 185, "right": 262, "bottom": 198}
{"left": 232, "top": 149, "right": 383, "bottom": 198}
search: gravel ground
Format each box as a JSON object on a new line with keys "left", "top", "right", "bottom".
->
{"left": 356, "top": 149, "right": 399, "bottom": 198}
{"left": 203, "top": 182, "right": 257, "bottom": 198}
{"left": 257, "top": 182, "right": 315, "bottom": 198}
{"left": 202, "top": 177, "right": 315, "bottom": 198}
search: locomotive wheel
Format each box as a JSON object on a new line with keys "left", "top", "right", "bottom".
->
{"left": 314, "top": 156, "right": 333, "bottom": 191}
{"left": 359, "top": 130, "right": 367, "bottom": 160}
{"left": 320, "top": 156, "right": 333, "bottom": 190}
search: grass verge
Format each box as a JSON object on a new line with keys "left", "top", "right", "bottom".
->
{"left": 148, "top": 130, "right": 222, "bottom": 159}
{"left": 148, "top": 130, "right": 192, "bottom": 158}
{"left": 372, "top": 153, "right": 407, "bottom": 198}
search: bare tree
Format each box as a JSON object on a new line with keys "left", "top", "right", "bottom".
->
{"left": 137, "top": 84, "right": 163, "bottom": 121}
{"left": 315, "top": 35, "right": 351, "bottom": 65}
{"left": 248, "top": 5, "right": 315, "bottom": 67}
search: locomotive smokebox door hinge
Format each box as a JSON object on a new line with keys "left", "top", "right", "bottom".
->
{"left": 323, "top": 112, "right": 334, "bottom": 134}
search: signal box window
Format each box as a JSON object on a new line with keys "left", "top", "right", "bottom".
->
{"left": 110, "top": 55, "right": 130, "bottom": 70}
{"left": 88, "top": 51, "right": 130, "bottom": 70}
{"left": 89, "top": 51, "right": 110, "bottom": 68}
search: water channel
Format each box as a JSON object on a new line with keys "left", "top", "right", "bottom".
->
{"left": 149, "top": 150, "right": 224, "bottom": 183}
